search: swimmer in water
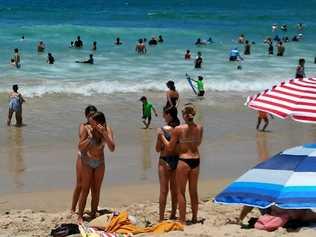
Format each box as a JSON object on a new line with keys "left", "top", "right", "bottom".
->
{"left": 268, "top": 42, "right": 273, "bottom": 55}
{"left": 76, "top": 54, "right": 94, "bottom": 64}
{"left": 185, "top": 50, "right": 191, "bottom": 60}
{"left": 92, "top": 41, "right": 97, "bottom": 51}
{"left": 149, "top": 37, "right": 158, "bottom": 46}
{"left": 69, "top": 41, "right": 74, "bottom": 48}
{"left": 276, "top": 41, "right": 285, "bottom": 56}
{"left": 115, "top": 37, "right": 122, "bottom": 45}
{"left": 158, "top": 35, "right": 164, "bottom": 43}
{"left": 135, "top": 39, "right": 147, "bottom": 54}
{"left": 12, "top": 48, "right": 21, "bottom": 68}
{"left": 238, "top": 34, "right": 245, "bottom": 44}
{"left": 295, "top": 58, "right": 305, "bottom": 78}
{"left": 207, "top": 37, "right": 214, "bottom": 43}
{"left": 280, "top": 24, "right": 288, "bottom": 32}
{"left": 195, "top": 38, "right": 207, "bottom": 46}
{"left": 194, "top": 51, "right": 203, "bottom": 68}
{"left": 244, "top": 40, "right": 251, "bottom": 55}
{"left": 297, "top": 23, "right": 304, "bottom": 31}
{"left": 47, "top": 53, "right": 55, "bottom": 64}
{"left": 37, "top": 41, "right": 45, "bottom": 52}
{"left": 272, "top": 24, "right": 278, "bottom": 32}
{"left": 229, "top": 48, "right": 243, "bottom": 61}
{"left": 74, "top": 36, "right": 83, "bottom": 48}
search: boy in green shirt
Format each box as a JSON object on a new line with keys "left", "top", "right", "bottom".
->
{"left": 140, "top": 96, "right": 158, "bottom": 129}
{"left": 191, "top": 76, "right": 205, "bottom": 96}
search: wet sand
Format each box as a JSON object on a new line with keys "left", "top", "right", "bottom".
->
{"left": 1, "top": 91, "right": 316, "bottom": 194}
{"left": 1, "top": 91, "right": 316, "bottom": 236}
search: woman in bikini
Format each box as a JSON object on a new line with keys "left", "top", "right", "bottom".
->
{"left": 77, "top": 111, "right": 115, "bottom": 223}
{"left": 71, "top": 105, "right": 97, "bottom": 214}
{"left": 165, "top": 80, "right": 180, "bottom": 126}
{"left": 159, "top": 103, "right": 203, "bottom": 224}
{"left": 155, "top": 107, "right": 179, "bottom": 222}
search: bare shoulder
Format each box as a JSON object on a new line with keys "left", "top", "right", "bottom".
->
{"left": 163, "top": 125, "right": 172, "bottom": 131}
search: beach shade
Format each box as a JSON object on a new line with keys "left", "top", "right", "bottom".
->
{"left": 214, "top": 143, "right": 316, "bottom": 209}
{"left": 246, "top": 77, "right": 316, "bottom": 123}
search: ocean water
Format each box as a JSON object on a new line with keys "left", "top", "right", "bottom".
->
{"left": 0, "top": 0, "right": 316, "bottom": 97}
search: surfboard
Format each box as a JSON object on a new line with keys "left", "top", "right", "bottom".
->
{"left": 186, "top": 75, "right": 198, "bottom": 95}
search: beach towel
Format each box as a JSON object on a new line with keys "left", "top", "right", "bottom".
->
{"left": 79, "top": 224, "right": 130, "bottom": 237}
{"left": 255, "top": 214, "right": 289, "bottom": 231}
{"left": 104, "top": 211, "right": 183, "bottom": 234}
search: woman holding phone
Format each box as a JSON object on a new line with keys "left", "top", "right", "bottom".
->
{"left": 77, "top": 111, "right": 115, "bottom": 223}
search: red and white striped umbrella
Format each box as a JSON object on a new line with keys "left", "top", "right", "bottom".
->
{"left": 246, "top": 77, "right": 316, "bottom": 123}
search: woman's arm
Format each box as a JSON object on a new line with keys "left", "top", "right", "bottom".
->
{"left": 105, "top": 126, "right": 115, "bottom": 152}
{"left": 155, "top": 129, "right": 164, "bottom": 152}
{"left": 198, "top": 126, "right": 203, "bottom": 146}
{"left": 159, "top": 127, "right": 179, "bottom": 153}
{"left": 78, "top": 124, "right": 91, "bottom": 151}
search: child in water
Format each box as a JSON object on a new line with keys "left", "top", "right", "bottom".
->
{"left": 190, "top": 76, "right": 205, "bottom": 96}
{"left": 140, "top": 96, "right": 158, "bottom": 129}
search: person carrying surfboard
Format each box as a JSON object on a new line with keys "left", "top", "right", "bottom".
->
{"left": 140, "top": 96, "right": 158, "bottom": 129}
{"left": 190, "top": 76, "right": 205, "bottom": 97}
{"left": 186, "top": 74, "right": 205, "bottom": 97}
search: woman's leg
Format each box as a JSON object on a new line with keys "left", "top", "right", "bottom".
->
{"left": 188, "top": 166, "right": 200, "bottom": 223}
{"left": 176, "top": 160, "right": 190, "bottom": 224}
{"left": 78, "top": 163, "right": 93, "bottom": 222}
{"left": 15, "top": 109, "right": 22, "bottom": 126}
{"left": 256, "top": 117, "right": 262, "bottom": 130}
{"left": 7, "top": 109, "right": 13, "bottom": 126}
{"left": 90, "top": 163, "right": 105, "bottom": 218}
{"left": 71, "top": 157, "right": 82, "bottom": 213}
{"left": 169, "top": 169, "right": 177, "bottom": 219}
{"left": 158, "top": 161, "right": 171, "bottom": 221}
{"left": 262, "top": 117, "right": 269, "bottom": 131}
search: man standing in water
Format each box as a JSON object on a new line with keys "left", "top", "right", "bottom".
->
{"left": 135, "top": 39, "right": 147, "bottom": 54}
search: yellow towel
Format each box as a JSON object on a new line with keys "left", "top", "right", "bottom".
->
{"left": 104, "top": 211, "right": 184, "bottom": 234}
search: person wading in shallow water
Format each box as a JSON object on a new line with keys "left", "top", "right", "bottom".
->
{"left": 7, "top": 84, "right": 25, "bottom": 127}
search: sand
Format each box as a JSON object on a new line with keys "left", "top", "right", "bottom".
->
{"left": 1, "top": 200, "right": 315, "bottom": 237}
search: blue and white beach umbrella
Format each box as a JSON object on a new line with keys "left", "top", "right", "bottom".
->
{"left": 214, "top": 144, "right": 316, "bottom": 209}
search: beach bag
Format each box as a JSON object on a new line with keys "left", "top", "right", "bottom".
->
{"left": 50, "top": 223, "right": 80, "bottom": 237}
{"left": 254, "top": 214, "right": 289, "bottom": 231}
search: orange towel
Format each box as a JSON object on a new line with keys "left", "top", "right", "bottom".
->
{"left": 104, "top": 211, "right": 184, "bottom": 234}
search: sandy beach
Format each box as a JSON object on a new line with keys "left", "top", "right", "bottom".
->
{"left": 1, "top": 92, "right": 316, "bottom": 236}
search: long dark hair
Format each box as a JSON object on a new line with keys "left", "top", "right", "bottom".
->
{"left": 166, "top": 80, "right": 176, "bottom": 91}
{"left": 163, "top": 106, "right": 180, "bottom": 128}
{"left": 91, "top": 111, "right": 107, "bottom": 127}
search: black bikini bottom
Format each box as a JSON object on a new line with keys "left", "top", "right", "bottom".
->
{"left": 160, "top": 156, "right": 179, "bottom": 170}
{"left": 179, "top": 158, "right": 200, "bottom": 169}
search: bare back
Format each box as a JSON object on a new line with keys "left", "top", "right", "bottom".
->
{"left": 174, "top": 123, "right": 203, "bottom": 159}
